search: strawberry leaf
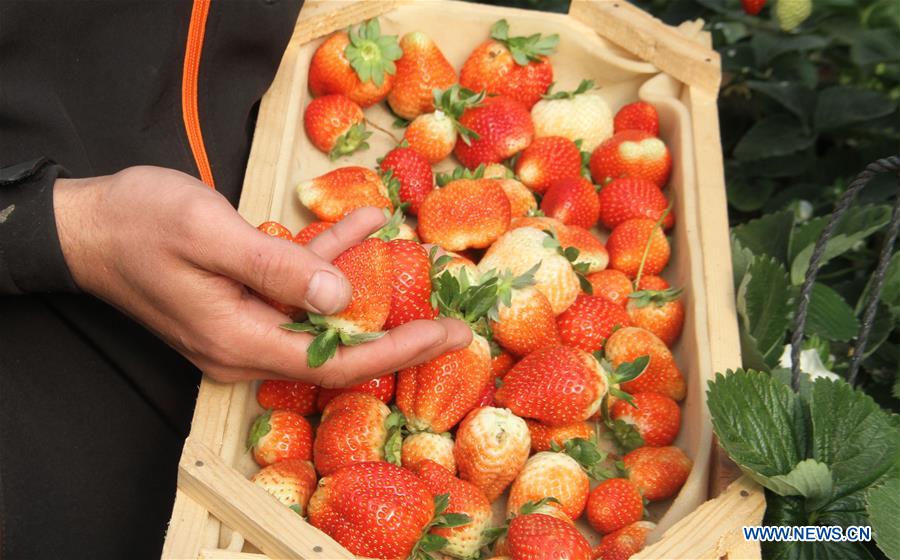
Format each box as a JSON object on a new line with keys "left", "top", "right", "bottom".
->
{"left": 246, "top": 410, "right": 272, "bottom": 450}
{"left": 611, "top": 355, "right": 650, "bottom": 384}
{"left": 629, "top": 287, "right": 683, "bottom": 308}
{"left": 518, "top": 496, "right": 561, "bottom": 515}
{"left": 482, "top": 526, "right": 507, "bottom": 545}
{"left": 328, "top": 122, "right": 372, "bottom": 160}
{"left": 608, "top": 418, "right": 645, "bottom": 453}
{"left": 371, "top": 206, "right": 405, "bottom": 240}
{"left": 433, "top": 493, "right": 451, "bottom": 516}
{"left": 338, "top": 331, "right": 386, "bottom": 346}
{"left": 307, "top": 328, "right": 340, "bottom": 368}
{"left": 541, "top": 79, "right": 595, "bottom": 100}
{"left": 436, "top": 512, "right": 472, "bottom": 528}
{"left": 383, "top": 408, "right": 406, "bottom": 466}
{"left": 392, "top": 116, "right": 410, "bottom": 129}
{"left": 288, "top": 504, "right": 303, "bottom": 515}
{"left": 279, "top": 322, "right": 319, "bottom": 334}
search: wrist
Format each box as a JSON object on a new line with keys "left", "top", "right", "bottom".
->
{"left": 53, "top": 175, "right": 110, "bottom": 294}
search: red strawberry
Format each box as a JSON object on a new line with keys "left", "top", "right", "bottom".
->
{"left": 492, "top": 350, "right": 517, "bottom": 378}
{"left": 514, "top": 136, "right": 583, "bottom": 194}
{"left": 312, "top": 392, "right": 401, "bottom": 475}
{"left": 532, "top": 79, "right": 613, "bottom": 153}
{"left": 247, "top": 409, "right": 313, "bottom": 467}
{"left": 307, "top": 461, "right": 435, "bottom": 559}
{"left": 397, "top": 334, "right": 493, "bottom": 433}
{"left": 388, "top": 31, "right": 457, "bottom": 120}
{"left": 417, "top": 178, "right": 511, "bottom": 251}
{"left": 455, "top": 406, "right": 531, "bottom": 501}
{"left": 292, "top": 221, "right": 334, "bottom": 245}
{"left": 541, "top": 176, "right": 601, "bottom": 229}
{"left": 315, "top": 373, "right": 395, "bottom": 412}
{"left": 303, "top": 94, "right": 370, "bottom": 159}
{"left": 460, "top": 19, "right": 558, "bottom": 109}
{"left": 296, "top": 167, "right": 392, "bottom": 222}
{"left": 607, "top": 219, "right": 670, "bottom": 279}
{"left": 257, "top": 380, "right": 318, "bottom": 416}
{"left": 250, "top": 459, "right": 318, "bottom": 515}
{"left": 556, "top": 223, "right": 610, "bottom": 274}
{"left": 507, "top": 513, "right": 592, "bottom": 560}
{"left": 526, "top": 419, "right": 595, "bottom": 453}
{"left": 492, "top": 283, "right": 562, "bottom": 358}
{"left": 384, "top": 239, "right": 437, "bottom": 329}
{"left": 402, "top": 432, "right": 457, "bottom": 474}
{"left": 379, "top": 146, "right": 434, "bottom": 215}
{"left": 475, "top": 378, "right": 499, "bottom": 408}
{"left": 586, "top": 478, "right": 644, "bottom": 535}
{"left": 404, "top": 85, "right": 484, "bottom": 164}
{"left": 626, "top": 281, "right": 684, "bottom": 346}
{"left": 455, "top": 96, "right": 535, "bottom": 169}
{"left": 589, "top": 130, "right": 672, "bottom": 188}
{"left": 253, "top": 222, "right": 301, "bottom": 317}
{"left": 605, "top": 327, "right": 686, "bottom": 401}
{"left": 592, "top": 521, "right": 654, "bottom": 560}
{"left": 587, "top": 269, "right": 634, "bottom": 307}
{"left": 597, "top": 177, "right": 673, "bottom": 230}
{"left": 623, "top": 446, "right": 692, "bottom": 501}
{"left": 308, "top": 20, "right": 401, "bottom": 107}
{"left": 408, "top": 460, "right": 493, "bottom": 559}
{"left": 556, "top": 294, "right": 632, "bottom": 353}
{"left": 611, "top": 392, "right": 681, "bottom": 447}
{"left": 742, "top": 0, "right": 767, "bottom": 15}
{"left": 507, "top": 452, "right": 590, "bottom": 521}
{"left": 613, "top": 102, "right": 659, "bottom": 136}
{"left": 483, "top": 165, "right": 539, "bottom": 218}
{"left": 495, "top": 345, "right": 608, "bottom": 426}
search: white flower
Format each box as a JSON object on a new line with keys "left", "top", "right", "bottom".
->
{"left": 778, "top": 344, "right": 839, "bottom": 381}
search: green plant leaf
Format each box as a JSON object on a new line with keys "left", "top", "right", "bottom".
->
{"left": 707, "top": 370, "right": 806, "bottom": 481}
{"left": 727, "top": 176, "right": 775, "bottom": 212}
{"left": 732, "top": 210, "right": 795, "bottom": 265}
{"left": 733, "top": 115, "right": 815, "bottom": 161}
{"left": 866, "top": 472, "right": 900, "bottom": 560}
{"left": 737, "top": 255, "right": 792, "bottom": 360}
{"left": 747, "top": 80, "right": 816, "bottom": 125}
{"left": 731, "top": 236, "right": 755, "bottom": 290}
{"left": 804, "top": 283, "right": 861, "bottom": 342}
{"left": 764, "top": 459, "right": 834, "bottom": 509}
{"left": 814, "top": 86, "right": 897, "bottom": 131}
{"left": 307, "top": 329, "right": 340, "bottom": 368}
{"left": 750, "top": 31, "right": 828, "bottom": 66}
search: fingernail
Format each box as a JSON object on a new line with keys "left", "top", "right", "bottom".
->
{"left": 305, "top": 270, "right": 348, "bottom": 315}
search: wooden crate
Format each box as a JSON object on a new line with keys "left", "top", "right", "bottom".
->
{"left": 162, "top": 1, "right": 765, "bottom": 558}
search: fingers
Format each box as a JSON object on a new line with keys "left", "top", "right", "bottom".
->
{"left": 305, "top": 207, "right": 387, "bottom": 261}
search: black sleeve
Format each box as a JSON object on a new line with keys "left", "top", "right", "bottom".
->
{"left": 0, "top": 158, "right": 79, "bottom": 295}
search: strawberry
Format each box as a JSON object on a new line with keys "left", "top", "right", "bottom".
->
{"left": 303, "top": 94, "right": 370, "bottom": 159}
{"left": 556, "top": 224, "right": 610, "bottom": 274}
{"left": 455, "top": 96, "right": 535, "bottom": 169}
{"left": 490, "top": 267, "right": 562, "bottom": 358}
{"left": 495, "top": 345, "right": 608, "bottom": 425}
{"left": 607, "top": 219, "right": 670, "bottom": 279}
{"left": 408, "top": 460, "right": 493, "bottom": 559}
{"left": 307, "top": 461, "right": 438, "bottom": 559}
{"left": 482, "top": 164, "right": 539, "bottom": 218}
{"left": 507, "top": 513, "right": 592, "bottom": 560}
{"left": 312, "top": 392, "right": 402, "bottom": 475}
{"left": 626, "top": 281, "right": 684, "bottom": 346}
{"left": 589, "top": 130, "right": 672, "bottom": 188}
{"left": 541, "top": 176, "right": 601, "bottom": 229}
{"left": 507, "top": 451, "right": 590, "bottom": 521}
{"left": 613, "top": 102, "right": 659, "bottom": 136}
{"left": 525, "top": 419, "right": 595, "bottom": 453}
{"left": 247, "top": 409, "right": 313, "bottom": 467}
{"left": 296, "top": 166, "right": 392, "bottom": 222}
{"left": 378, "top": 146, "right": 434, "bottom": 215}
{"left": 532, "top": 80, "right": 613, "bottom": 153}
{"left": 586, "top": 269, "right": 634, "bottom": 307}
{"left": 384, "top": 239, "right": 437, "bottom": 329}
{"left": 253, "top": 222, "right": 301, "bottom": 317}
{"left": 417, "top": 177, "right": 511, "bottom": 251}
{"left": 492, "top": 350, "right": 517, "bottom": 378}
{"left": 455, "top": 406, "right": 531, "bottom": 501}
{"left": 592, "top": 521, "right": 655, "bottom": 560}
{"left": 250, "top": 459, "right": 318, "bottom": 515}
{"left": 611, "top": 392, "right": 681, "bottom": 447}
{"left": 514, "top": 136, "right": 583, "bottom": 194}
{"left": 308, "top": 20, "right": 401, "bottom": 107}
{"left": 475, "top": 378, "right": 500, "bottom": 407}
{"left": 775, "top": 0, "right": 812, "bottom": 31}
{"left": 404, "top": 85, "right": 484, "bottom": 164}
{"left": 622, "top": 446, "right": 692, "bottom": 501}
{"left": 479, "top": 227, "right": 581, "bottom": 315}
{"left": 397, "top": 333, "right": 493, "bottom": 433}
{"left": 292, "top": 221, "right": 333, "bottom": 245}
{"left": 556, "top": 294, "right": 632, "bottom": 353}
{"left": 388, "top": 31, "right": 457, "bottom": 120}
{"left": 741, "top": 0, "right": 766, "bottom": 15}
{"left": 597, "top": 177, "right": 673, "bottom": 231}
{"left": 586, "top": 478, "right": 644, "bottom": 535}
{"left": 460, "top": 19, "right": 557, "bottom": 109}
{"left": 402, "top": 432, "right": 457, "bottom": 475}
{"left": 257, "top": 380, "right": 318, "bottom": 416}
{"left": 282, "top": 237, "right": 392, "bottom": 367}
{"left": 605, "top": 327, "right": 686, "bottom": 401}
{"left": 315, "top": 372, "right": 395, "bottom": 412}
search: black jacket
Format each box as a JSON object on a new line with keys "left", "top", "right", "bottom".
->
{"left": 0, "top": 1, "right": 302, "bottom": 557}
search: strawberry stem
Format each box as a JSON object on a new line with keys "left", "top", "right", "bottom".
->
{"left": 633, "top": 204, "right": 672, "bottom": 290}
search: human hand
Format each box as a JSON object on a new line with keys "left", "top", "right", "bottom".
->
{"left": 53, "top": 166, "right": 471, "bottom": 386}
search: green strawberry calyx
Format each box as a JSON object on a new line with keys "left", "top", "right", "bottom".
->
{"left": 628, "top": 287, "right": 683, "bottom": 308}
{"left": 370, "top": 206, "right": 406, "bottom": 240}
{"left": 485, "top": 263, "right": 541, "bottom": 322}
{"left": 430, "top": 257, "right": 503, "bottom": 338}
{"left": 383, "top": 406, "right": 407, "bottom": 465}
{"left": 593, "top": 354, "right": 650, "bottom": 453}
{"left": 246, "top": 410, "right": 272, "bottom": 450}
{"left": 329, "top": 122, "right": 372, "bottom": 161}
{"left": 550, "top": 437, "right": 620, "bottom": 480}
{"left": 435, "top": 163, "right": 486, "bottom": 187}
{"left": 490, "top": 19, "right": 559, "bottom": 66}
{"left": 409, "top": 493, "right": 473, "bottom": 560}
{"left": 432, "top": 85, "right": 485, "bottom": 146}
{"left": 280, "top": 314, "right": 385, "bottom": 368}
{"left": 344, "top": 19, "right": 402, "bottom": 87}
{"left": 542, "top": 79, "right": 595, "bottom": 100}
{"left": 482, "top": 497, "right": 562, "bottom": 548}
{"left": 541, "top": 229, "right": 594, "bottom": 295}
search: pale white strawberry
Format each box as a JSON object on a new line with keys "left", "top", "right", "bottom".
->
{"left": 531, "top": 80, "right": 613, "bottom": 153}
{"left": 401, "top": 431, "right": 457, "bottom": 474}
